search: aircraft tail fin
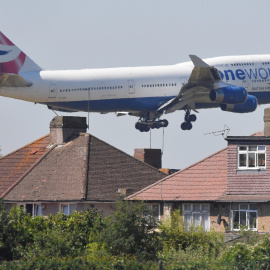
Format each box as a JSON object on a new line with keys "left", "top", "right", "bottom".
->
{"left": 0, "top": 31, "right": 42, "bottom": 74}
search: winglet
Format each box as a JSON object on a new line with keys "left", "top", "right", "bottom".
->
{"left": 189, "top": 55, "right": 210, "bottom": 68}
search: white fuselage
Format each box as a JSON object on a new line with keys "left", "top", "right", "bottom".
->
{"left": 1, "top": 55, "right": 270, "bottom": 113}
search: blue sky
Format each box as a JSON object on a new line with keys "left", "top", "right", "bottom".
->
{"left": 0, "top": 0, "right": 269, "bottom": 169}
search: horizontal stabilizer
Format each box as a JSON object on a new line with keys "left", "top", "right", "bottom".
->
{"left": 0, "top": 74, "right": 32, "bottom": 87}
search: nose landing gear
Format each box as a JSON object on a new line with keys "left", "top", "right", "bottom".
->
{"left": 181, "top": 110, "right": 197, "bottom": 131}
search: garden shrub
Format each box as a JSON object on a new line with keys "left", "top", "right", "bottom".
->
{"left": 101, "top": 201, "right": 162, "bottom": 261}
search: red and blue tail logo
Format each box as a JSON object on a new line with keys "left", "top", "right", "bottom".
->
{"left": 0, "top": 32, "right": 41, "bottom": 74}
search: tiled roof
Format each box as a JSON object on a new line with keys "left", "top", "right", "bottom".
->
{"left": 3, "top": 134, "right": 165, "bottom": 202}
{"left": 217, "top": 194, "right": 270, "bottom": 202}
{"left": 127, "top": 148, "right": 227, "bottom": 201}
{"left": 0, "top": 135, "right": 50, "bottom": 197}
{"left": 253, "top": 131, "right": 264, "bottom": 136}
{"left": 87, "top": 136, "right": 165, "bottom": 201}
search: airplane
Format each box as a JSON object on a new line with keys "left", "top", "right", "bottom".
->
{"left": 0, "top": 31, "right": 269, "bottom": 132}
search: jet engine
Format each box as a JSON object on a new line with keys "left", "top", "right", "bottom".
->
{"left": 220, "top": 95, "right": 258, "bottom": 113}
{"left": 209, "top": 86, "right": 248, "bottom": 104}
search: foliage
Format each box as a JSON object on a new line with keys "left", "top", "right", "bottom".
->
{"left": 101, "top": 201, "right": 162, "bottom": 260}
{"left": 217, "top": 235, "right": 270, "bottom": 270}
{"left": 0, "top": 203, "right": 40, "bottom": 260}
{"left": 0, "top": 203, "right": 104, "bottom": 261}
{"left": 159, "top": 209, "right": 224, "bottom": 256}
{"left": 3, "top": 201, "right": 270, "bottom": 269}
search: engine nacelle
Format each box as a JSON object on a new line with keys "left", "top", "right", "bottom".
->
{"left": 209, "top": 86, "right": 248, "bottom": 104}
{"left": 220, "top": 95, "right": 258, "bottom": 113}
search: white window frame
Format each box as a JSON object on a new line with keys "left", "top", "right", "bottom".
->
{"left": 238, "top": 145, "right": 266, "bottom": 170}
{"left": 60, "top": 203, "right": 76, "bottom": 215}
{"left": 230, "top": 203, "right": 258, "bottom": 231}
{"left": 183, "top": 203, "right": 210, "bottom": 231}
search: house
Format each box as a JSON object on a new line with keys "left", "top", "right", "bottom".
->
{"left": 127, "top": 108, "right": 270, "bottom": 233}
{"left": 0, "top": 116, "right": 165, "bottom": 217}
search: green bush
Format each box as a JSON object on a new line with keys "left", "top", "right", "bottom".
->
{"left": 217, "top": 235, "right": 270, "bottom": 270}
{"left": 0, "top": 203, "right": 44, "bottom": 260}
{"left": 159, "top": 209, "right": 224, "bottom": 257}
{"left": 23, "top": 209, "right": 105, "bottom": 260}
{"left": 0, "top": 256, "right": 157, "bottom": 270}
{"left": 101, "top": 201, "right": 162, "bottom": 261}
{"left": 0, "top": 203, "right": 105, "bottom": 261}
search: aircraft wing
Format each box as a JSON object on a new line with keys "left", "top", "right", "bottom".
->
{"left": 157, "top": 55, "right": 224, "bottom": 114}
{"left": 0, "top": 74, "right": 32, "bottom": 87}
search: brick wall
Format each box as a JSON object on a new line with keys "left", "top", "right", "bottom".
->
{"left": 258, "top": 202, "right": 270, "bottom": 231}
{"left": 210, "top": 203, "right": 230, "bottom": 232}
{"left": 134, "top": 149, "right": 162, "bottom": 169}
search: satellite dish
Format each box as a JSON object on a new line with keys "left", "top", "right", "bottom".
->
{"left": 217, "top": 214, "right": 221, "bottom": 225}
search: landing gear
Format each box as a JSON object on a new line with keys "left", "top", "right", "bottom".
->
{"left": 135, "top": 119, "right": 169, "bottom": 132}
{"left": 135, "top": 122, "right": 150, "bottom": 132}
{"left": 181, "top": 110, "right": 197, "bottom": 131}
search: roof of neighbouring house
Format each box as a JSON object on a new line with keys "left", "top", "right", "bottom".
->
{"left": 0, "top": 135, "right": 50, "bottom": 197}
{"left": 1, "top": 133, "right": 165, "bottom": 202}
{"left": 127, "top": 147, "right": 228, "bottom": 202}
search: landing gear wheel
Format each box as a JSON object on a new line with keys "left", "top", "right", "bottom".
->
{"left": 181, "top": 122, "right": 187, "bottom": 130}
{"left": 160, "top": 119, "right": 169, "bottom": 127}
{"left": 135, "top": 122, "right": 150, "bottom": 132}
{"left": 189, "top": 114, "right": 197, "bottom": 122}
{"left": 186, "top": 122, "right": 192, "bottom": 130}
{"left": 181, "top": 121, "right": 192, "bottom": 131}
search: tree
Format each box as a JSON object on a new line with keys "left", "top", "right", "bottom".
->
{"left": 101, "top": 201, "right": 162, "bottom": 261}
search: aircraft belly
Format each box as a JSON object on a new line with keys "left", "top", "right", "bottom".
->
{"left": 45, "top": 96, "right": 175, "bottom": 113}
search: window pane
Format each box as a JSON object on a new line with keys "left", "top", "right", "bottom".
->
{"left": 152, "top": 204, "right": 160, "bottom": 219}
{"left": 249, "top": 212, "right": 257, "bottom": 229}
{"left": 240, "top": 211, "right": 247, "bottom": 227}
{"left": 26, "top": 204, "right": 33, "bottom": 216}
{"left": 258, "top": 153, "right": 265, "bottom": 167}
{"left": 70, "top": 204, "right": 76, "bottom": 214}
{"left": 250, "top": 204, "right": 257, "bottom": 210}
{"left": 239, "top": 154, "right": 246, "bottom": 167}
{"left": 184, "top": 214, "right": 192, "bottom": 230}
{"left": 233, "top": 211, "right": 240, "bottom": 229}
{"left": 202, "top": 213, "right": 210, "bottom": 231}
{"left": 240, "top": 204, "right": 248, "bottom": 210}
{"left": 193, "top": 205, "right": 200, "bottom": 212}
{"left": 184, "top": 204, "right": 191, "bottom": 212}
{"left": 231, "top": 204, "right": 239, "bottom": 210}
{"left": 36, "top": 205, "right": 42, "bottom": 216}
{"left": 239, "top": 146, "right": 247, "bottom": 151}
{"left": 202, "top": 205, "right": 209, "bottom": 212}
{"left": 258, "top": 146, "right": 265, "bottom": 151}
{"left": 248, "top": 153, "right": 255, "bottom": 167}
{"left": 249, "top": 146, "right": 257, "bottom": 151}
{"left": 62, "top": 205, "right": 69, "bottom": 215}
{"left": 193, "top": 213, "right": 201, "bottom": 227}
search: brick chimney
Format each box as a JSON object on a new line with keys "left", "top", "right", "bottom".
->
{"left": 50, "top": 116, "right": 87, "bottom": 145}
{"left": 264, "top": 108, "right": 270, "bottom": 136}
{"left": 134, "top": 148, "right": 162, "bottom": 169}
